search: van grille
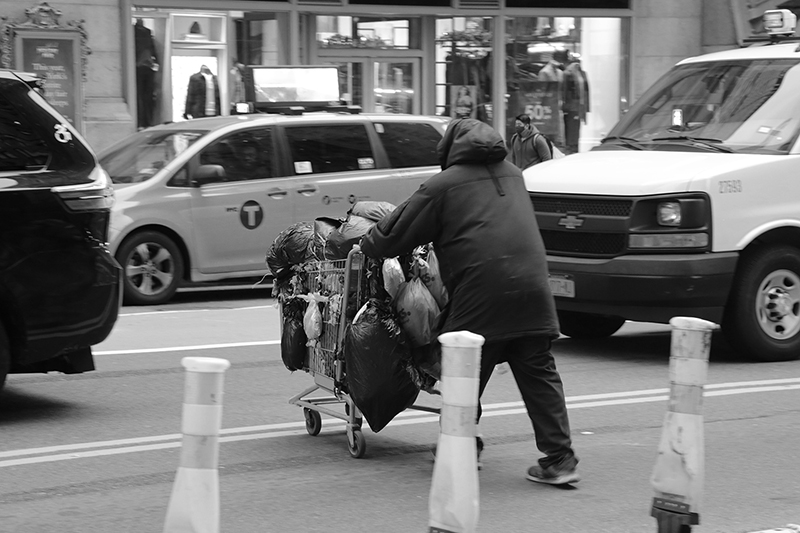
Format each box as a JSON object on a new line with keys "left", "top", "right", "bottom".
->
{"left": 531, "top": 194, "right": 633, "bottom": 257}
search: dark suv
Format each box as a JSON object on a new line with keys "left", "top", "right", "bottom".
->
{"left": 0, "top": 70, "right": 121, "bottom": 392}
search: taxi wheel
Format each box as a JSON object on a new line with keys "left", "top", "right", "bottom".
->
{"left": 723, "top": 244, "right": 800, "bottom": 362}
{"left": 0, "top": 322, "right": 9, "bottom": 393}
{"left": 117, "top": 231, "right": 184, "bottom": 306}
{"left": 557, "top": 310, "right": 625, "bottom": 339}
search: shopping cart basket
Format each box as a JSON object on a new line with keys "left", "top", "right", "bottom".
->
{"left": 285, "top": 245, "right": 372, "bottom": 458}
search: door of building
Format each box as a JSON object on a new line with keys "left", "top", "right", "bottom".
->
{"left": 321, "top": 58, "right": 420, "bottom": 114}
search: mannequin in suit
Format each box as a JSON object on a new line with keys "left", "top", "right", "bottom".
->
{"left": 563, "top": 55, "right": 590, "bottom": 155}
{"left": 134, "top": 18, "right": 159, "bottom": 128}
{"left": 184, "top": 65, "right": 220, "bottom": 119}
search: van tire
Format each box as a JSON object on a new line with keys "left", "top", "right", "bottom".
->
{"left": 723, "top": 245, "right": 800, "bottom": 362}
{"left": 117, "top": 231, "right": 184, "bottom": 306}
{"left": 557, "top": 311, "right": 626, "bottom": 339}
{"left": 0, "top": 322, "right": 10, "bottom": 392}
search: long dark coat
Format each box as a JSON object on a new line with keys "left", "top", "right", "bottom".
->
{"left": 360, "top": 118, "right": 559, "bottom": 342}
{"left": 184, "top": 72, "right": 220, "bottom": 119}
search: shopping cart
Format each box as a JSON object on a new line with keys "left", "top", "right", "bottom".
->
{"left": 284, "top": 245, "right": 439, "bottom": 458}
{"left": 284, "top": 245, "right": 372, "bottom": 458}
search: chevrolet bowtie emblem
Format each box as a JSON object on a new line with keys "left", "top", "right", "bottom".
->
{"left": 558, "top": 213, "right": 584, "bottom": 230}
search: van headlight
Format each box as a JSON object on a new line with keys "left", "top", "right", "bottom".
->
{"left": 657, "top": 201, "right": 681, "bottom": 226}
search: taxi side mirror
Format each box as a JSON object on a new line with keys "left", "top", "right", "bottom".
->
{"left": 192, "top": 164, "right": 226, "bottom": 187}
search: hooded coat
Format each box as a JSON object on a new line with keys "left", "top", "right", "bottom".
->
{"left": 360, "top": 118, "right": 559, "bottom": 342}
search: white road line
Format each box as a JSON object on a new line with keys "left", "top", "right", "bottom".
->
{"left": 119, "top": 305, "right": 275, "bottom": 317}
{"left": 94, "top": 340, "right": 280, "bottom": 355}
{"left": 2, "top": 378, "right": 799, "bottom": 469}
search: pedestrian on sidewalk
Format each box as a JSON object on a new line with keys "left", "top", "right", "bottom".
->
{"left": 508, "top": 113, "right": 552, "bottom": 170}
{"left": 360, "top": 118, "right": 579, "bottom": 485}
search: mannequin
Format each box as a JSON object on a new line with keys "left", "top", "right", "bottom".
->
{"left": 563, "top": 55, "right": 590, "bottom": 155}
{"left": 536, "top": 49, "right": 569, "bottom": 148}
{"left": 134, "top": 18, "right": 159, "bottom": 128}
{"left": 184, "top": 65, "right": 220, "bottom": 119}
{"left": 229, "top": 59, "right": 246, "bottom": 114}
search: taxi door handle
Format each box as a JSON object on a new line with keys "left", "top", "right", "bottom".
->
{"left": 267, "top": 188, "right": 288, "bottom": 198}
{"left": 296, "top": 185, "right": 318, "bottom": 196}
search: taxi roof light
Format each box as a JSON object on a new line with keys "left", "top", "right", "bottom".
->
{"left": 763, "top": 9, "right": 797, "bottom": 36}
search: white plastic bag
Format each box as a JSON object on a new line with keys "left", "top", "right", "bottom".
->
{"left": 297, "top": 293, "right": 328, "bottom": 346}
{"left": 382, "top": 257, "right": 406, "bottom": 299}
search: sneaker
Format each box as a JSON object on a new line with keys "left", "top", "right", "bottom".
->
{"left": 526, "top": 463, "right": 580, "bottom": 485}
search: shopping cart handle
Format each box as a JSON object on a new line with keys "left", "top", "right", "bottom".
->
{"left": 352, "top": 243, "right": 361, "bottom": 252}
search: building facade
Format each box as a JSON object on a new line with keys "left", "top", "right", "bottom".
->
{"left": 0, "top": 0, "right": 774, "bottom": 153}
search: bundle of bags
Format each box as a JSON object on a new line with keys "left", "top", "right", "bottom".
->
{"left": 266, "top": 201, "right": 449, "bottom": 433}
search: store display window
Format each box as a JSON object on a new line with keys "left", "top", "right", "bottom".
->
{"left": 316, "top": 16, "right": 420, "bottom": 49}
{"left": 435, "top": 17, "right": 494, "bottom": 125}
{"left": 505, "top": 16, "right": 627, "bottom": 154}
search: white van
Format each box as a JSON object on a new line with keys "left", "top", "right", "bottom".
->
{"left": 524, "top": 10, "right": 800, "bottom": 362}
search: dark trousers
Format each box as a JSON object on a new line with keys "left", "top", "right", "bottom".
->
{"left": 564, "top": 111, "right": 581, "bottom": 154}
{"left": 478, "top": 336, "right": 577, "bottom": 470}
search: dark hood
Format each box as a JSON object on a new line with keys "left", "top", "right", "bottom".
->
{"left": 437, "top": 118, "right": 508, "bottom": 169}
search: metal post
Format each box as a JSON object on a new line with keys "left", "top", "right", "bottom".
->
{"left": 651, "top": 317, "right": 717, "bottom": 533}
{"left": 164, "top": 357, "right": 230, "bottom": 533}
{"left": 428, "top": 331, "right": 484, "bottom": 533}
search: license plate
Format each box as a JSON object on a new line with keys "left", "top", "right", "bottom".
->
{"left": 548, "top": 274, "right": 575, "bottom": 298}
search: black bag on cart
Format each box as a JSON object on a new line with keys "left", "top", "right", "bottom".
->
{"left": 281, "top": 297, "right": 308, "bottom": 371}
{"left": 266, "top": 221, "right": 317, "bottom": 281}
{"left": 343, "top": 299, "right": 419, "bottom": 432}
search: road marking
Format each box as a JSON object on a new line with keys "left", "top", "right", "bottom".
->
{"left": 119, "top": 305, "right": 275, "bottom": 318}
{"left": 94, "top": 340, "right": 280, "bottom": 356}
{"left": 2, "top": 378, "right": 799, "bottom": 469}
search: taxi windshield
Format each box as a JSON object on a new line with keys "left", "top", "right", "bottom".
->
{"left": 606, "top": 59, "right": 800, "bottom": 154}
{"left": 99, "top": 129, "right": 208, "bottom": 184}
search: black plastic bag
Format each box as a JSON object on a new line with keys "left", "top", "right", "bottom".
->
{"left": 313, "top": 217, "right": 342, "bottom": 258}
{"left": 344, "top": 300, "right": 419, "bottom": 432}
{"left": 281, "top": 297, "right": 307, "bottom": 371}
{"left": 324, "top": 214, "right": 375, "bottom": 260}
{"left": 266, "top": 221, "right": 316, "bottom": 281}
{"left": 349, "top": 201, "right": 396, "bottom": 222}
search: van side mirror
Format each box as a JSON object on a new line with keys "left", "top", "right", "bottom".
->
{"left": 192, "top": 164, "right": 225, "bottom": 186}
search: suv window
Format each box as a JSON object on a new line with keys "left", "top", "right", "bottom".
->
{"left": 0, "top": 79, "right": 93, "bottom": 173}
{"left": 199, "top": 129, "right": 273, "bottom": 182}
{"left": 285, "top": 124, "right": 374, "bottom": 174}
{"left": 375, "top": 121, "right": 441, "bottom": 168}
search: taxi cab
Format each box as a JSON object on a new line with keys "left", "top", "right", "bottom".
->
{"left": 99, "top": 110, "right": 448, "bottom": 305}
{"left": 524, "top": 9, "right": 800, "bottom": 362}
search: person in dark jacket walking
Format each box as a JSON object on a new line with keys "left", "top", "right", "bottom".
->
{"left": 360, "top": 118, "right": 579, "bottom": 485}
{"left": 508, "top": 114, "right": 552, "bottom": 170}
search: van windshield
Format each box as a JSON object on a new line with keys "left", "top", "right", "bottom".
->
{"left": 99, "top": 129, "right": 208, "bottom": 184}
{"left": 606, "top": 59, "right": 800, "bottom": 154}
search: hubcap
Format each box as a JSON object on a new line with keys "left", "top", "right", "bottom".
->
{"left": 756, "top": 269, "right": 800, "bottom": 340}
{"left": 125, "top": 242, "right": 174, "bottom": 296}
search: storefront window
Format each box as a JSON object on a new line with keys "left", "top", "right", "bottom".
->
{"left": 317, "top": 16, "right": 420, "bottom": 49}
{"left": 435, "top": 17, "right": 494, "bottom": 125}
{"left": 505, "top": 16, "right": 626, "bottom": 154}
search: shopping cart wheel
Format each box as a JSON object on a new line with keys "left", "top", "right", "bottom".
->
{"left": 304, "top": 408, "right": 322, "bottom": 436}
{"left": 347, "top": 428, "right": 366, "bottom": 458}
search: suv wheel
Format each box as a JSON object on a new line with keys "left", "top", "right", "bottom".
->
{"left": 723, "top": 245, "right": 800, "bottom": 362}
{"left": 117, "top": 231, "right": 184, "bottom": 306}
{"left": 557, "top": 310, "right": 626, "bottom": 339}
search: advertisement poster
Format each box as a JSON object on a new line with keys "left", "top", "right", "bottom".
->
{"left": 451, "top": 84, "right": 477, "bottom": 119}
{"left": 20, "top": 36, "right": 78, "bottom": 125}
{"left": 518, "top": 80, "right": 562, "bottom": 144}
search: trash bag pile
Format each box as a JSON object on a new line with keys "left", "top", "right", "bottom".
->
{"left": 266, "top": 201, "right": 447, "bottom": 433}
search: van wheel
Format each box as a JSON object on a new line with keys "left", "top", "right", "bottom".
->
{"left": 723, "top": 245, "right": 800, "bottom": 362}
{"left": 557, "top": 311, "right": 626, "bottom": 339}
{"left": 117, "top": 231, "right": 184, "bottom": 306}
{"left": 0, "top": 322, "right": 10, "bottom": 393}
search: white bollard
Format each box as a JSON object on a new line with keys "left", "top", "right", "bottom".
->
{"left": 428, "top": 331, "right": 484, "bottom": 533}
{"left": 164, "top": 357, "right": 231, "bottom": 533}
{"left": 650, "top": 317, "right": 717, "bottom": 533}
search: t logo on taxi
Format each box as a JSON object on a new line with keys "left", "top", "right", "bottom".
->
{"left": 240, "top": 200, "right": 263, "bottom": 229}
